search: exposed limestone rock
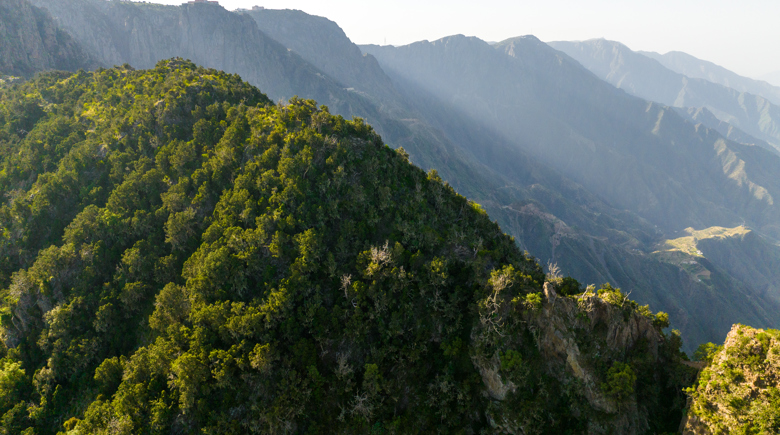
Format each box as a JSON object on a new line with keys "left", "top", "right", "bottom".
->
{"left": 681, "top": 414, "right": 711, "bottom": 435}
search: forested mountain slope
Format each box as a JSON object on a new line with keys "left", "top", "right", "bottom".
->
{"left": 24, "top": 0, "right": 525, "bottom": 209}
{"left": 640, "top": 49, "right": 780, "bottom": 107}
{"left": 242, "top": 9, "right": 681, "bottom": 298}
{"left": 0, "top": 0, "right": 96, "bottom": 77}
{"left": 237, "top": 7, "right": 780, "bottom": 351}
{"left": 0, "top": 61, "right": 695, "bottom": 435}
{"left": 25, "top": 0, "right": 515, "bottom": 227}
{"left": 27, "top": 0, "right": 709, "bottom": 350}
{"left": 549, "top": 39, "right": 780, "bottom": 153}
{"left": 27, "top": 0, "right": 379, "bottom": 117}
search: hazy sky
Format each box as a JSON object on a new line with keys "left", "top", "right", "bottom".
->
{"left": 133, "top": 0, "right": 779, "bottom": 78}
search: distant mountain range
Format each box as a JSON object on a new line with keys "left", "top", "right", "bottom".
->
{"left": 6, "top": 0, "right": 780, "bottom": 351}
{"left": 639, "top": 50, "right": 780, "bottom": 106}
{"left": 549, "top": 39, "right": 780, "bottom": 155}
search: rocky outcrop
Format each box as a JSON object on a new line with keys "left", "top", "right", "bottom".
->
{"left": 473, "top": 281, "right": 691, "bottom": 434}
{"left": 531, "top": 284, "right": 661, "bottom": 432}
{"left": 683, "top": 324, "right": 780, "bottom": 434}
{"left": 472, "top": 352, "right": 517, "bottom": 401}
{"left": 0, "top": 0, "right": 96, "bottom": 77}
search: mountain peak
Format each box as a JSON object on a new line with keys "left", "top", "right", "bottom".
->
{"left": 429, "top": 34, "right": 490, "bottom": 47}
{"left": 496, "top": 34, "right": 545, "bottom": 47}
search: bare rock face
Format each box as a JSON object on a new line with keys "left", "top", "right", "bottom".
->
{"left": 681, "top": 414, "right": 711, "bottom": 435}
{"left": 0, "top": 0, "right": 96, "bottom": 77}
{"left": 472, "top": 352, "right": 517, "bottom": 401}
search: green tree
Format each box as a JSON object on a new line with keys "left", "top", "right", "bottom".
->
{"left": 693, "top": 342, "right": 723, "bottom": 364}
{"left": 602, "top": 362, "right": 637, "bottom": 402}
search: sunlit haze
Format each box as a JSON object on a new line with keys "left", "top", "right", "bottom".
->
{"left": 127, "top": 0, "right": 780, "bottom": 79}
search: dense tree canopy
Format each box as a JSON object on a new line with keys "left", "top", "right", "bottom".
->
{"left": 0, "top": 60, "right": 690, "bottom": 434}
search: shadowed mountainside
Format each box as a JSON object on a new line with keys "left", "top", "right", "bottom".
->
{"left": 242, "top": 8, "right": 399, "bottom": 103}
{"left": 366, "top": 35, "right": 780, "bottom": 237}
{"left": 0, "top": 0, "right": 97, "bottom": 77}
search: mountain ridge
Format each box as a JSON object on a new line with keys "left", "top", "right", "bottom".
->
{"left": 639, "top": 49, "right": 780, "bottom": 106}
{"left": 759, "top": 70, "right": 780, "bottom": 87}
{"left": 0, "top": 3, "right": 778, "bottom": 432}
{"left": 218, "top": 9, "right": 741, "bottom": 351}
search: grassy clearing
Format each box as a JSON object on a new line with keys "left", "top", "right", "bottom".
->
{"left": 652, "top": 226, "right": 750, "bottom": 282}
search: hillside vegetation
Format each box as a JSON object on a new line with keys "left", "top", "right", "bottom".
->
{"left": 0, "top": 61, "right": 695, "bottom": 434}
{"left": 23, "top": 0, "right": 779, "bottom": 354}
{"left": 683, "top": 325, "right": 780, "bottom": 434}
